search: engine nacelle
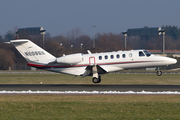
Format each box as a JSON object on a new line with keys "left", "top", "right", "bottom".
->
{"left": 56, "top": 53, "right": 83, "bottom": 64}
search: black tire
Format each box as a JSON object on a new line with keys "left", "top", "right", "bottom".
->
{"left": 98, "top": 76, "right": 101, "bottom": 83}
{"left": 98, "top": 78, "right": 101, "bottom": 83}
{"left": 92, "top": 77, "right": 101, "bottom": 83}
{"left": 156, "top": 71, "right": 162, "bottom": 76}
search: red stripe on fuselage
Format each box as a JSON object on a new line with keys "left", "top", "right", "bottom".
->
{"left": 27, "top": 63, "right": 88, "bottom": 68}
{"left": 27, "top": 61, "right": 154, "bottom": 68}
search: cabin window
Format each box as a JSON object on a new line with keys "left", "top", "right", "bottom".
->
{"left": 110, "top": 55, "right": 114, "bottom": 59}
{"left": 116, "top": 54, "right": 120, "bottom": 58}
{"left": 122, "top": 54, "right": 126, "bottom": 58}
{"left": 99, "top": 56, "right": 102, "bottom": 60}
{"left": 139, "top": 51, "right": 145, "bottom": 57}
{"left": 105, "top": 55, "right": 108, "bottom": 59}
{"left": 129, "top": 53, "right": 132, "bottom": 57}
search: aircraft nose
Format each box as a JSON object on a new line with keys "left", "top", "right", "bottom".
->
{"left": 172, "top": 58, "right": 177, "bottom": 64}
{"left": 167, "top": 58, "right": 177, "bottom": 65}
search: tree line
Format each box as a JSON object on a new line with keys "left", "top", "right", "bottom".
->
{"left": 0, "top": 25, "right": 180, "bottom": 70}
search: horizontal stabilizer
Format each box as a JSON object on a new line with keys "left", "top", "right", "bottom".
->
{"left": 10, "top": 40, "right": 29, "bottom": 43}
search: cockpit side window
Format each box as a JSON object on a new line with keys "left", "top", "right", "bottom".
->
{"left": 139, "top": 51, "right": 145, "bottom": 57}
{"left": 144, "top": 51, "right": 151, "bottom": 57}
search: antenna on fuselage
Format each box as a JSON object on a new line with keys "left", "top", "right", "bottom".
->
{"left": 87, "top": 50, "right": 92, "bottom": 54}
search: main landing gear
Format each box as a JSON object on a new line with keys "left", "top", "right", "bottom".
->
{"left": 156, "top": 67, "right": 162, "bottom": 76}
{"left": 92, "top": 65, "right": 101, "bottom": 83}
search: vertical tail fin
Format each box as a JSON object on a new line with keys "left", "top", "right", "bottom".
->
{"left": 10, "top": 39, "right": 56, "bottom": 64}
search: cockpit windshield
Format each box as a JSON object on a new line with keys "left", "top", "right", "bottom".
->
{"left": 143, "top": 51, "right": 151, "bottom": 57}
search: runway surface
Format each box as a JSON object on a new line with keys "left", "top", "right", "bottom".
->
{"left": 0, "top": 84, "right": 180, "bottom": 92}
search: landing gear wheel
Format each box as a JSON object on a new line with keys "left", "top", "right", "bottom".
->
{"left": 98, "top": 78, "right": 101, "bottom": 83}
{"left": 98, "top": 76, "right": 101, "bottom": 83}
{"left": 92, "top": 77, "right": 101, "bottom": 83}
{"left": 156, "top": 71, "right": 162, "bottom": 76}
{"left": 92, "top": 77, "right": 98, "bottom": 83}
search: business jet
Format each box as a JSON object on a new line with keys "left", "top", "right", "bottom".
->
{"left": 9, "top": 39, "right": 177, "bottom": 83}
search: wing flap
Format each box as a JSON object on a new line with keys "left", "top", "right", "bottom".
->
{"left": 81, "top": 65, "right": 107, "bottom": 77}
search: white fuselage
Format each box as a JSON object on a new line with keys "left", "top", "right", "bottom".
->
{"left": 28, "top": 50, "right": 177, "bottom": 76}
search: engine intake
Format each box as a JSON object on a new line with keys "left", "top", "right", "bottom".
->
{"left": 56, "top": 53, "right": 83, "bottom": 64}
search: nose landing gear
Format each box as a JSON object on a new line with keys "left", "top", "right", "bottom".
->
{"left": 156, "top": 67, "right": 162, "bottom": 76}
{"left": 156, "top": 71, "right": 162, "bottom": 76}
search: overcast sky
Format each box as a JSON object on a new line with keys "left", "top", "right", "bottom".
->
{"left": 1, "top": 0, "right": 180, "bottom": 37}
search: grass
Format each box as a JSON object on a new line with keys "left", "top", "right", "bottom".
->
{"left": 0, "top": 71, "right": 180, "bottom": 119}
{"left": 0, "top": 71, "right": 180, "bottom": 85}
{"left": 0, "top": 95, "right": 180, "bottom": 120}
